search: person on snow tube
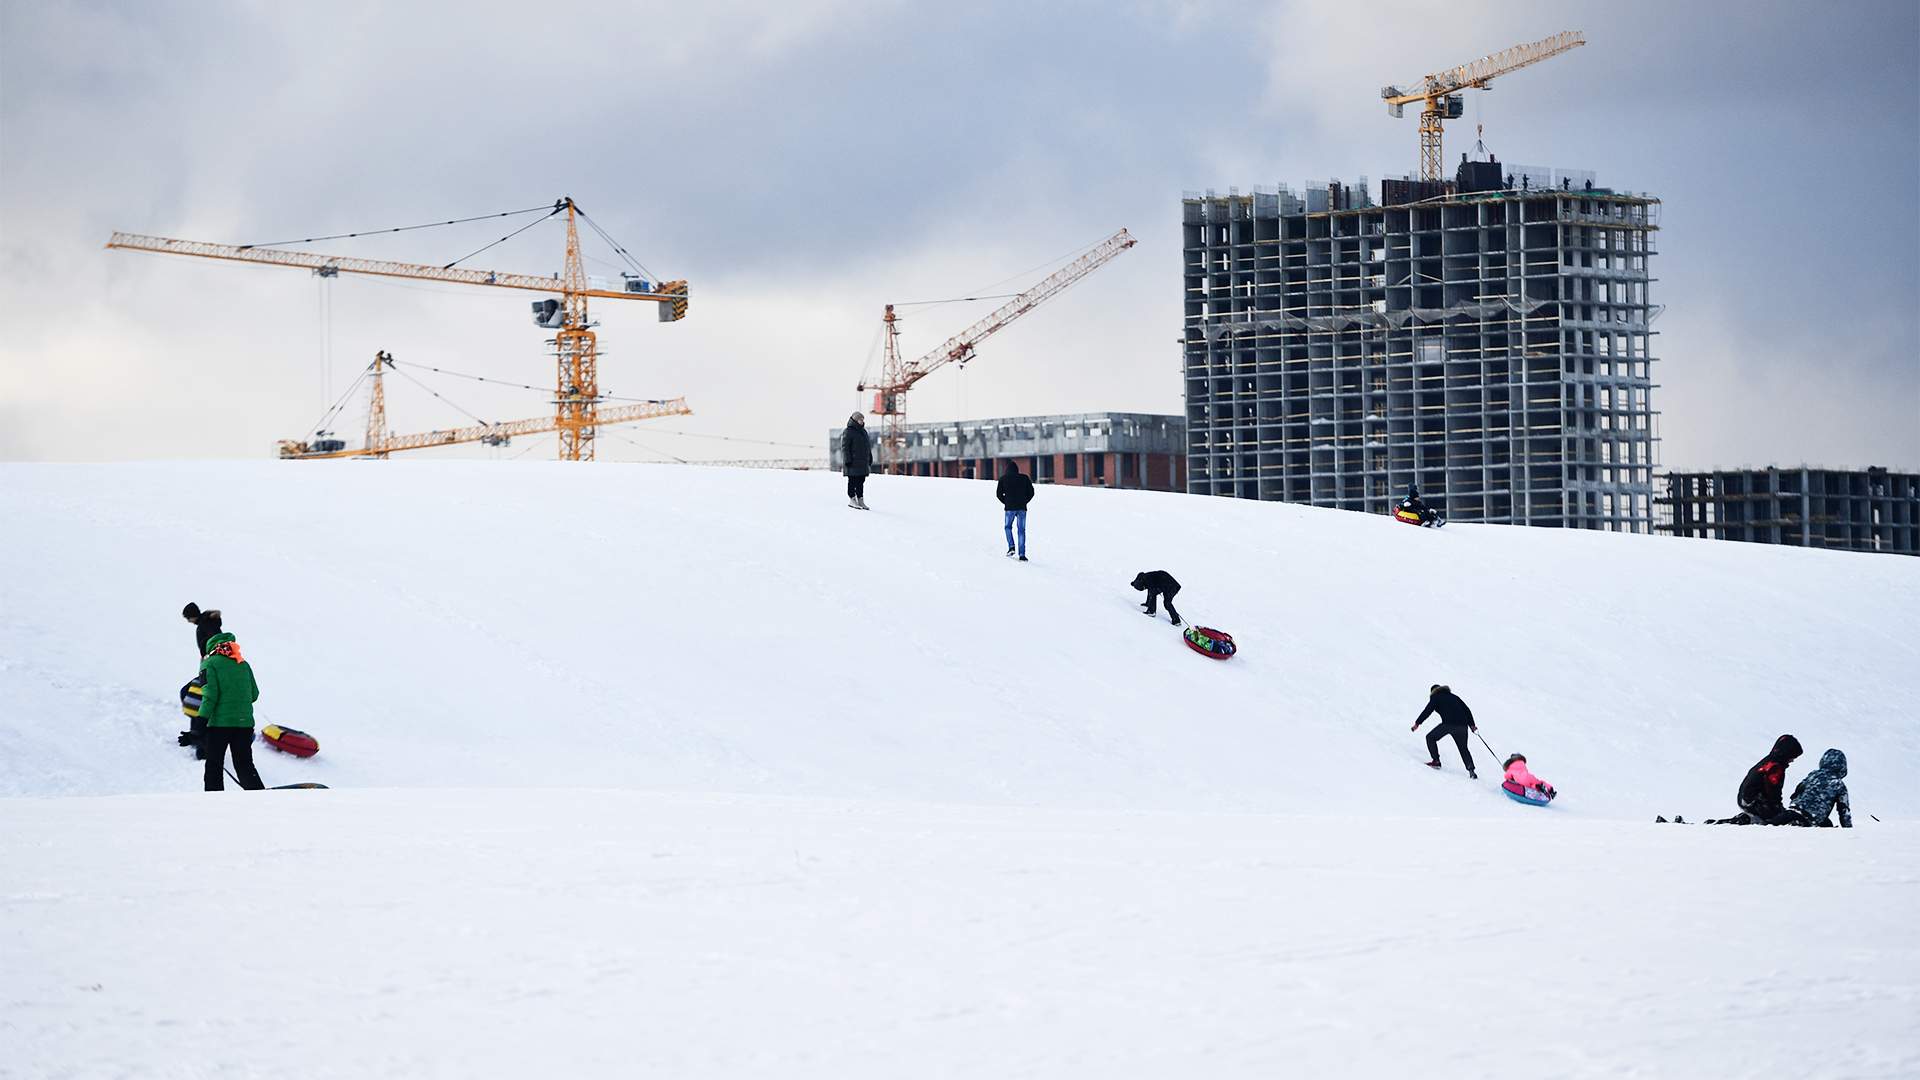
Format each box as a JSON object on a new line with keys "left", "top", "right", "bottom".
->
{"left": 1502, "top": 753, "right": 1555, "bottom": 800}
{"left": 1395, "top": 485, "right": 1437, "bottom": 526}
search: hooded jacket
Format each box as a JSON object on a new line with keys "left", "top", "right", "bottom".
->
{"left": 1789, "top": 748, "right": 1852, "bottom": 828}
{"left": 1735, "top": 734, "right": 1804, "bottom": 817}
{"left": 996, "top": 468, "right": 1035, "bottom": 511}
{"left": 197, "top": 631, "right": 260, "bottom": 729}
{"left": 1130, "top": 570, "right": 1179, "bottom": 596}
{"left": 841, "top": 421, "right": 872, "bottom": 477}
{"left": 1414, "top": 686, "right": 1474, "bottom": 730}
{"left": 1504, "top": 756, "right": 1548, "bottom": 790}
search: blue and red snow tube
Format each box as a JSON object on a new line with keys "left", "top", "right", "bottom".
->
{"left": 1501, "top": 780, "right": 1555, "bottom": 807}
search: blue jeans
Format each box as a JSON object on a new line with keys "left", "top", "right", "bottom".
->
{"left": 1003, "top": 510, "right": 1027, "bottom": 555}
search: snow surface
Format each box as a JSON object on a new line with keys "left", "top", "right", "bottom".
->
{"left": 2, "top": 462, "right": 1917, "bottom": 1077}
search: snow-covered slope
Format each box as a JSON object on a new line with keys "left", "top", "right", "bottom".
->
{"left": 4, "top": 463, "right": 1918, "bottom": 1078}
{"left": 2, "top": 462, "right": 1915, "bottom": 817}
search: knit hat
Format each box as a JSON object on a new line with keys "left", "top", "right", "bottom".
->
{"left": 848, "top": 412, "right": 865, "bottom": 426}
{"left": 183, "top": 602, "right": 201, "bottom": 621}
{"left": 1503, "top": 753, "right": 1526, "bottom": 770}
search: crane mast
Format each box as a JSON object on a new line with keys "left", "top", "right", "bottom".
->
{"left": 1382, "top": 31, "right": 1586, "bottom": 182}
{"left": 860, "top": 227, "right": 1136, "bottom": 470}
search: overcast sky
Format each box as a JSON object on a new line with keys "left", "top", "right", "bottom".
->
{"left": 2, "top": 0, "right": 1915, "bottom": 470}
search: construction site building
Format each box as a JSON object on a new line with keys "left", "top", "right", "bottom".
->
{"left": 1182, "top": 160, "right": 1660, "bottom": 530}
{"left": 830, "top": 413, "right": 1186, "bottom": 491}
{"left": 1658, "top": 466, "right": 1920, "bottom": 556}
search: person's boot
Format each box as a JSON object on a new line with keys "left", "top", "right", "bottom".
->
{"left": 849, "top": 497, "right": 859, "bottom": 509}
{"left": 1018, "top": 554, "right": 1028, "bottom": 562}
{"left": 1006, "top": 547, "right": 1016, "bottom": 557}
{"left": 1424, "top": 760, "right": 1442, "bottom": 769}
{"left": 856, "top": 495, "right": 869, "bottom": 510}
{"left": 1468, "top": 769, "right": 1477, "bottom": 779}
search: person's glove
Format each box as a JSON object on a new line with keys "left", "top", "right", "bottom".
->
{"left": 176, "top": 731, "right": 194, "bottom": 746}
{"left": 1410, "top": 723, "right": 1420, "bottom": 732}
{"left": 1470, "top": 724, "right": 1478, "bottom": 732}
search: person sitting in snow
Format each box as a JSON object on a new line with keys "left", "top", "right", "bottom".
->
{"left": 1130, "top": 570, "right": 1182, "bottom": 626}
{"left": 1790, "top": 748, "right": 1853, "bottom": 828}
{"left": 198, "top": 627, "right": 265, "bottom": 792}
{"left": 1501, "top": 753, "right": 1554, "bottom": 800}
{"left": 1706, "top": 734, "right": 1807, "bottom": 825}
{"left": 1413, "top": 684, "right": 1478, "bottom": 778}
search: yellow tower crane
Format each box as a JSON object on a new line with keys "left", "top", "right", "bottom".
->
{"left": 107, "top": 197, "right": 690, "bottom": 461}
{"left": 1382, "top": 31, "right": 1586, "bottom": 182}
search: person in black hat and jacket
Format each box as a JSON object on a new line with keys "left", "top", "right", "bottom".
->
{"left": 177, "top": 603, "right": 223, "bottom": 759}
{"left": 1413, "top": 684, "right": 1478, "bottom": 778}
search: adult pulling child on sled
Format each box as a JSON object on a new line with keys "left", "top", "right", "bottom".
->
{"left": 1412, "top": 683, "right": 1478, "bottom": 778}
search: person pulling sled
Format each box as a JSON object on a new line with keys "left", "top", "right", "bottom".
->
{"left": 1130, "top": 570, "right": 1182, "bottom": 626}
{"left": 198, "top": 628, "right": 265, "bottom": 791}
{"left": 1413, "top": 683, "right": 1477, "bottom": 778}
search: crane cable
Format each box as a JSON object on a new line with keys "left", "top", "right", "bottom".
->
{"left": 574, "top": 205, "right": 660, "bottom": 284}
{"left": 440, "top": 203, "right": 567, "bottom": 270}
{"left": 383, "top": 358, "right": 671, "bottom": 406}
{"left": 300, "top": 363, "right": 375, "bottom": 440}
{"left": 239, "top": 204, "right": 557, "bottom": 250}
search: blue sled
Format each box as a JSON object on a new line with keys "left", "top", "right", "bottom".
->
{"left": 1501, "top": 781, "right": 1554, "bottom": 807}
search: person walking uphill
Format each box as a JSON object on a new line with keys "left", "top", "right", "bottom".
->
{"left": 841, "top": 412, "right": 873, "bottom": 510}
{"left": 997, "top": 461, "right": 1034, "bottom": 561}
{"left": 197, "top": 629, "right": 264, "bottom": 791}
{"left": 1130, "top": 571, "right": 1182, "bottom": 626}
{"left": 1413, "top": 684, "right": 1478, "bottom": 777}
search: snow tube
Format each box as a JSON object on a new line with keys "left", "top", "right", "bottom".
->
{"left": 1393, "top": 506, "right": 1425, "bottom": 525}
{"left": 1502, "top": 779, "right": 1554, "bottom": 806}
{"left": 180, "top": 675, "right": 205, "bottom": 718}
{"left": 1182, "top": 626, "right": 1236, "bottom": 660}
{"left": 260, "top": 724, "right": 319, "bottom": 758}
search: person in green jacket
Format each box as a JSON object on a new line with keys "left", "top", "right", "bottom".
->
{"left": 198, "top": 630, "right": 264, "bottom": 791}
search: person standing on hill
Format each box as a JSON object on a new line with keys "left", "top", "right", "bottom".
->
{"left": 841, "top": 412, "right": 873, "bottom": 510}
{"left": 996, "top": 460, "right": 1034, "bottom": 561}
{"left": 177, "top": 603, "right": 222, "bottom": 760}
{"left": 197, "top": 628, "right": 264, "bottom": 791}
{"left": 1706, "top": 735, "right": 1807, "bottom": 825}
{"left": 1130, "top": 570, "right": 1182, "bottom": 626}
{"left": 1413, "top": 684, "right": 1478, "bottom": 778}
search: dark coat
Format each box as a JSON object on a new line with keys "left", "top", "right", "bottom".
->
{"left": 1414, "top": 687, "right": 1474, "bottom": 729}
{"left": 193, "top": 611, "right": 223, "bottom": 658}
{"left": 1131, "top": 570, "right": 1179, "bottom": 596}
{"left": 841, "top": 424, "right": 872, "bottom": 477}
{"left": 996, "top": 470, "right": 1035, "bottom": 511}
{"left": 1736, "top": 734, "right": 1804, "bottom": 816}
{"left": 1789, "top": 748, "right": 1851, "bottom": 827}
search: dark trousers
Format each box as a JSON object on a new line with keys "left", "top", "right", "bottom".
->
{"left": 1144, "top": 586, "right": 1181, "bottom": 624}
{"left": 204, "top": 727, "right": 265, "bottom": 791}
{"left": 1426, "top": 723, "right": 1474, "bottom": 771}
{"left": 847, "top": 474, "right": 867, "bottom": 498}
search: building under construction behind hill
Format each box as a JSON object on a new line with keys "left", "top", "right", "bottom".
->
{"left": 1659, "top": 466, "right": 1920, "bottom": 556}
{"left": 1182, "top": 157, "right": 1659, "bottom": 530}
{"left": 830, "top": 413, "right": 1185, "bottom": 491}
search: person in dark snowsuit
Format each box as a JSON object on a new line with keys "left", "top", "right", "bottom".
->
{"left": 177, "top": 603, "right": 223, "bottom": 759}
{"left": 1397, "top": 485, "right": 1436, "bottom": 525}
{"left": 1413, "top": 683, "right": 1478, "bottom": 777}
{"left": 1790, "top": 748, "right": 1852, "bottom": 828}
{"left": 841, "top": 412, "right": 873, "bottom": 510}
{"left": 197, "top": 629, "right": 264, "bottom": 791}
{"left": 1130, "top": 570, "right": 1182, "bottom": 626}
{"left": 1707, "top": 734, "right": 1806, "bottom": 825}
{"left": 996, "top": 461, "right": 1034, "bottom": 561}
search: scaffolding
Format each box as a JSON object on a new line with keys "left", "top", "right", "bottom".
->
{"left": 1658, "top": 466, "right": 1920, "bottom": 556}
{"left": 1180, "top": 166, "right": 1661, "bottom": 531}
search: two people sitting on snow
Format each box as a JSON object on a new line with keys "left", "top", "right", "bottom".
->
{"left": 1130, "top": 570, "right": 1182, "bottom": 626}
{"left": 1413, "top": 684, "right": 1477, "bottom": 778}
{"left": 1502, "top": 753, "right": 1555, "bottom": 801}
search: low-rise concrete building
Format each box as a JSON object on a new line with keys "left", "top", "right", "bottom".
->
{"left": 830, "top": 412, "right": 1187, "bottom": 491}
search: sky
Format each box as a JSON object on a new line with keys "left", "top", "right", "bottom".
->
{"left": 1, "top": 0, "right": 1915, "bottom": 470}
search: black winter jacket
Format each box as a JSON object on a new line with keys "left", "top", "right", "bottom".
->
{"left": 997, "top": 471, "right": 1035, "bottom": 511}
{"left": 194, "top": 611, "right": 223, "bottom": 658}
{"left": 1789, "top": 748, "right": 1851, "bottom": 827}
{"left": 841, "top": 424, "right": 872, "bottom": 477}
{"left": 1736, "top": 734, "right": 1804, "bottom": 816}
{"left": 1414, "top": 688, "right": 1474, "bottom": 729}
{"left": 1131, "top": 570, "right": 1179, "bottom": 596}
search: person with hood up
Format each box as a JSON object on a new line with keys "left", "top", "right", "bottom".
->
{"left": 1706, "top": 734, "right": 1806, "bottom": 825}
{"left": 1501, "top": 753, "right": 1554, "bottom": 800}
{"left": 197, "top": 628, "right": 264, "bottom": 791}
{"left": 1129, "top": 570, "right": 1182, "bottom": 626}
{"left": 1413, "top": 684, "right": 1478, "bottom": 778}
{"left": 841, "top": 412, "right": 873, "bottom": 510}
{"left": 1790, "top": 748, "right": 1853, "bottom": 828}
{"left": 996, "top": 460, "right": 1034, "bottom": 561}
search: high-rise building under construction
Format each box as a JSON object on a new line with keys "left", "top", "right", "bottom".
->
{"left": 1181, "top": 159, "right": 1660, "bottom": 530}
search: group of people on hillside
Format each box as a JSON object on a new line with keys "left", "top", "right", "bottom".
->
{"left": 1700, "top": 735, "right": 1853, "bottom": 827}
{"left": 177, "top": 602, "right": 265, "bottom": 791}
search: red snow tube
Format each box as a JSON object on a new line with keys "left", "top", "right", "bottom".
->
{"left": 260, "top": 724, "right": 319, "bottom": 758}
{"left": 1183, "top": 626, "right": 1236, "bottom": 660}
{"left": 1393, "top": 506, "right": 1425, "bottom": 525}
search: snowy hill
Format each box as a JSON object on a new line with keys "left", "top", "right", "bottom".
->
{"left": 2, "top": 462, "right": 1916, "bottom": 816}
{"left": 3, "top": 462, "right": 1918, "bottom": 1078}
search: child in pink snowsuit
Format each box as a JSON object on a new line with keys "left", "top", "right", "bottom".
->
{"left": 1502, "top": 754, "right": 1555, "bottom": 799}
